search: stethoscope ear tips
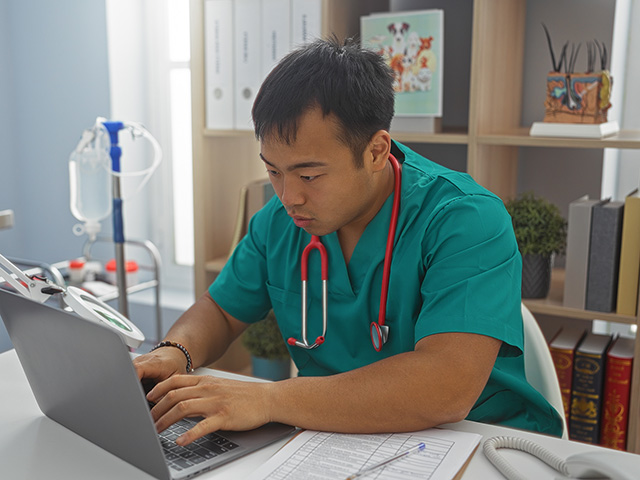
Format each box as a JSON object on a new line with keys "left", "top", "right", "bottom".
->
{"left": 287, "top": 337, "right": 298, "bottom": 346}
{"left": 370, "top": 323, "right": 389, "bottom": 352}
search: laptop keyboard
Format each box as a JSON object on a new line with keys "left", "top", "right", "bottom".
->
{"left": 158, "top": 417, "right": 240, "bottom": 472}
{"left": 141, "top": 379, "right": 240, "bottom": 472}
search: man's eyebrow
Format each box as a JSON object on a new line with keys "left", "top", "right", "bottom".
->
{"left": 259, "top": 153, "right": 328, "bottom": 171}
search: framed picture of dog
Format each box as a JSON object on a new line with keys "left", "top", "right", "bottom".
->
{"left": 361, "top": 9, "right": 444, "bottom": 118}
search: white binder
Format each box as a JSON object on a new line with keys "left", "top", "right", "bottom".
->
{"left": 234, "top": 0, "right": 262, "bottom": 130}
{"left": 291, "top": 0, "right": 322, "bottom": 48}
{"left": 261, "top": 0, "right": 291, "bottom": 79}
{"left": 204, "top": 0, "right": 234, "bottom": 130}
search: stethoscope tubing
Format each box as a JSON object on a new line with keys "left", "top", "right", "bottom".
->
{"left": 377, "top": 154, "right": 401, "bottom": 330}
{"left": 290, "top": 236, "right": 328, "bottom": 349}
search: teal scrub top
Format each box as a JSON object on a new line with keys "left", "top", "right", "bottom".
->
{"left": 209, "top": 141, "right": 563, "bottom": 437}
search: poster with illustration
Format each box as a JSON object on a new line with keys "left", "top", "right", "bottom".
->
{"left": 361, "top": 10, "right": 443, "bottom": 116}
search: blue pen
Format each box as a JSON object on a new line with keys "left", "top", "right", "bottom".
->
{"left": 345, "top": 442, "right": 426, "bottom": 479}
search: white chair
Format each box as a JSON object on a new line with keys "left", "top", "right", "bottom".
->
{"left": 521, "top": 303, "right": 569, "bottom": 439}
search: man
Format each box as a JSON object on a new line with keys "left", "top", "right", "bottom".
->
{"left": 135, "top": 38, "right": 563, "bottom": 447}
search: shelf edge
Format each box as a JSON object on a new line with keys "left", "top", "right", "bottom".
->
{"left": 524, "top": 300, "right": 637, "bottom": 325}
{"left": 477, "top": 128, "right": 640, "bottom": 149}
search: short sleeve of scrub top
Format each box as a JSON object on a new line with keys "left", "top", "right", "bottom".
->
{"left": 209, "top": 141, "right": 564, "bottom": 438}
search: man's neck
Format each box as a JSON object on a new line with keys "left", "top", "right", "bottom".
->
{"left": 337, "top": 161, "right": 397, "bottom": 265}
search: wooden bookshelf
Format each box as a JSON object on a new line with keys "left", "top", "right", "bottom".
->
{"left": 391, "top": 127, "right": 469, "bottom": 145}
{"left": 203, "top": 129, "right": 256, "bottom": 138}
{"left": 478, "top": 128, "right": 640, "bottom": 150}
{"left": 524, "top": 269, "right": 637, "bottom": 325}
{"left": 189, "top": 0, "right": 640, "bottom": 452}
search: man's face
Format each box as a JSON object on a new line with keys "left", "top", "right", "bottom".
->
{"left": 259, "top": 108, "right": 381, "bottom": 238}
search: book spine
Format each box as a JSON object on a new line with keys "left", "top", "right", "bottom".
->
{"left": 600, "top": 355, "right": 633, "bottom": 450}
{"left": 585, "top": 202, "right": 624, "bottom": 312}
{"left": 291, "top": 0, "right": 322, "bottom": 47}
{"left": 569, "top": 350, "right": 608, "bottom": 443}
{"left": 261, "top": 0, "right": 291, "bottom": 79}
{"left": 563, "top": 199, "right": 595, "bottom": 309}
{"left": 204, "top": 0, "right": 235, "bottom": 130}
{"left": 616, "top": 196, "right": 640, "bottom": 316}
{"left": 549, "top": 347, "right": 575, "bottom": 425}
{"left": 233, "top": 0, "right": 262, "bottom": 130}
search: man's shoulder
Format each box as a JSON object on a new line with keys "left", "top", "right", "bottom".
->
{"left": 395, "top": 141, "right": 502, "bottom": 208}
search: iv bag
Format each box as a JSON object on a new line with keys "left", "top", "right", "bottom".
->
{"left": 69, "top": 126, "right": 112, "bottom": 229}
{"left": 68, "top": 119, "right": 162, "bottom": 241}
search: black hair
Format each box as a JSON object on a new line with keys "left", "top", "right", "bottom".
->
{"left": 252, "top": 37, "right": 395, "bottom": 167}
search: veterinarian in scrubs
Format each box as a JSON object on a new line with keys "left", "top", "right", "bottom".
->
{"left": 135, "top": 38, "right": 564, "bottom": 446}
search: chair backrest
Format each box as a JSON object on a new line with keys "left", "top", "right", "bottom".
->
{"left": 521, "top": 303, "right": 568, "bottom": 439}
{"left": 227, "top": 178, "right": 275, "bottom": 256}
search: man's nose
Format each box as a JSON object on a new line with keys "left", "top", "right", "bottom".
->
{"left": 280, "top": 177, "right": 304, "bottom": 208}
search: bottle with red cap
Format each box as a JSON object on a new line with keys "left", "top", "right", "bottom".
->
{"left": 105, "top": 259, "right": 139, "bottom": 287}
{"left": 68, "top": 259, "right": 86, "bottom": 285}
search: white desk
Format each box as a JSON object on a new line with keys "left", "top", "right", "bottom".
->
{"left": 0, "top": 349, "right": 636, "bottom": 479}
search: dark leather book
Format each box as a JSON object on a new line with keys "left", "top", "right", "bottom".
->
{"left": 585, "top": 200, "right": 624, "bottom": 312}
{"left": 569, "top": 332, "right": 613, "bottom": 444}
{"left": 549, "top": 326, "right": 587, "bottom": 428}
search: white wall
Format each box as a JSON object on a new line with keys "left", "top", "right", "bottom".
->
{"left": 0, "top": 0, "right": 111, "bottom": 352}
{"left": 615, "top": 1, "right": 640, "bottom": 198}
{"left": 0, "top": 0, "right": 111, "bottom": 263}
{"left": 0, "top": 0, "right": 21, "bottom": 255}
{"left": 105, "top": 0, "right": 153, "bottom": 247}
{"left": 0, "top": 0, "right": 19, "bottom": 353}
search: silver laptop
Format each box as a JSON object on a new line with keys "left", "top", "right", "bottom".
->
{"left": 0, "top": 288, "right": 296, "bottom": 479}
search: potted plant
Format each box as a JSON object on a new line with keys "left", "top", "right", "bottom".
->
{"left": 242, "top": 310, "right": 291, "bottom": 381}
{"left": 505, "top": 192, "right": 568, "bottom": 299}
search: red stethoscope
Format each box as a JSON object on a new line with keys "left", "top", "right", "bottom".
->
{"left": 287, "top": 154, "right": 401, "bottom": 352}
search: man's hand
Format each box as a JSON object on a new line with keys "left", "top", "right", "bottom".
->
{"left": 133, "top": 347, "right": 190, "bottom": 383}
{"left": 146, "top": 375, "right": 274, "bottom": 445}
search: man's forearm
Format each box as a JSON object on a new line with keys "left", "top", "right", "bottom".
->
{"left": 145, "top": 332, "right": 501, "bottom": 444}
{"left": 266, "top": 332, "right": 501, "bottom": 433}
{"left": 163, "top": 293, "right": 248, "bottom": 369}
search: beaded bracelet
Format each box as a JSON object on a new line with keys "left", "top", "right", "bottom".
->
{"left": 150, "top": 341, "right": 194, "bottom": 373}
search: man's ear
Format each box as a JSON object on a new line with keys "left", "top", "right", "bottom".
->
{"left": 367, "top": 130, "right": 392, "bottom": 172}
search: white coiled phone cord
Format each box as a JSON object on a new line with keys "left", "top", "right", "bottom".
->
{"left": 483, "top": 436, "right": 572, "bottom": 480}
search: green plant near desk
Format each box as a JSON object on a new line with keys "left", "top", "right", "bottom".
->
{"left": 505, "top": 192, "right": 567, "bottom": 299}
{"left": 242, "top": 310, "right": 290, "bottom": 381}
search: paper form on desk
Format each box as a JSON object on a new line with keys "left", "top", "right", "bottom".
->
{"left": 247, "top": 428, "right": 481, "bottom": 479}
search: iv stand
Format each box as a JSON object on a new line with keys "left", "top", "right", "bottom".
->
{"left": 103, "top": 121, "right": 129, "bottom": 318}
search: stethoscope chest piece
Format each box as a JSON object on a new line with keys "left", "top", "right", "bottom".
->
{"left": 370, "top": 322, "right": 389, "bottom": 352}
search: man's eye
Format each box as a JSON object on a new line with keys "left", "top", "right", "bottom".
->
{"left": 267, "top": 169, "right": 280, "bottom": 177}
{"left": 301, "top": 175, "right": 317, "bottom": 181}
